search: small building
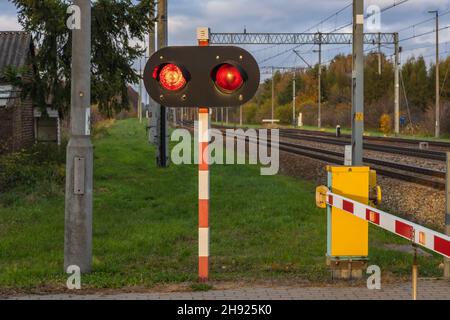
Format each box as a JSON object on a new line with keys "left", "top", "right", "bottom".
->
{"left": 0, "top": 31, "right": 60, "bottom": 154}
{"left": 0, "top": 31, "right": 35, "bottom": 153}
{"left": 127, "top": 85, "right": 139, "bottom": 114}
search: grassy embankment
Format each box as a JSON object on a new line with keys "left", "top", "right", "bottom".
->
{"left": 0, "top": 118, "right": 443, "bottom": 291}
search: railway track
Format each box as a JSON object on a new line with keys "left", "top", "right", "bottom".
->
{"left": 197, "top": 122, "right": 448, "bottom": 161}
{"left": 282, "top": 128, "right": 450, "bottom": 149}
{"left": 179, "top": 122, "right": 446, "bottom": 190}
{"left": 278, "top": 131, "right": 447, "bottom": 161}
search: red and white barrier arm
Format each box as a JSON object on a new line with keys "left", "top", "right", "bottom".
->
{"left": 318, "top": 188, "right": 450, "bottom": 258}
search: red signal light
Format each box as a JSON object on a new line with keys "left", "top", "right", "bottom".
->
{"left": 158, "top": 64, "right": 187, "bottom": 91}
{"left": 214, "top": 64, "right": 244, "bottom": 93}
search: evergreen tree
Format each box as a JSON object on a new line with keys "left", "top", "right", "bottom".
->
{"left": 8, "top": 0, "right": 154, "bottom": 117}
{"left": 401, "top": 56, "right": 431, "bottom": 113}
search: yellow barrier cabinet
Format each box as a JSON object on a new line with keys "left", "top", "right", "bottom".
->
{"left": 327, "top": 166, "right": 369, "bottom": 258}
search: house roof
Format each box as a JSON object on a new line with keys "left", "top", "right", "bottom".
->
{"left": 0, "top": 31, "right": 32, "bottom": 71}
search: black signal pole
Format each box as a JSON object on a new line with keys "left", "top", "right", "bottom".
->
{"left": 157, "top": 0, "right": 169, "bottom": 167}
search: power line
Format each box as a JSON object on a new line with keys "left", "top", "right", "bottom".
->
{"left": 422, "top": 49, "right": 450, "bottom": 59}
{"left": 257, "top": 0, "right": 410, "bottom": 66}
{"left": 399, "top": 25, "right": 450, "bottom": 42}
{"left": 397, "top": 9, "right": 450, "bottom": 33}
{"left": 401, "top": 41, "right": 450, "bottom": 53}
{"left": 328, "top": 0, "right": 411, "bottom": 33}
{"left": 303, "top": 2, "right": 352, "bottom": 33}
{"left": 257, "top": 3, "right": 356, "bottom": 65}
{"left": 258, "top": 44, "right": 304, "bottom": 64}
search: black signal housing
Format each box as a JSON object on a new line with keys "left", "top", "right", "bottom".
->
{"left": 143, "top": 46, "right": 260, "bottom": 108}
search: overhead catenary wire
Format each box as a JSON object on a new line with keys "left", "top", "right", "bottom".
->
{"left": 397, "top": 9, "right": 450, "bottom": 33}
{"left": 257, "top": 2, "right": 357, "bottom": 65}
{"left": 327, "top": 0, "right": 411, "bottom": 33}
{"left": 399, "top": 68, "right": 414, "bottom": 127}
{"left": 302, "top": 2, "right": 352, "bottom": 33}
{"left": 399, "top": 25, "right": 450, "bottom": 42}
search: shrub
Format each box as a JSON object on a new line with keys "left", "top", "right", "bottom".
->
{"left": 275, "top": 104, "right": 293, "bottom": 124}
{"left": 0, "top": 143, "right": 66, "bottom": 194}
{"left": 92, "top": 119, "right": 116, "bottom": 138}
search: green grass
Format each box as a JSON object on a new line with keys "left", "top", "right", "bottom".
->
{"left": 0, "top": 119, "right": 444, "bottom": 291}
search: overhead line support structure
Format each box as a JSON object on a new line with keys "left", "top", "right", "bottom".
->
{"left": 209, "top": 31, "right": 400, "bottom": 135}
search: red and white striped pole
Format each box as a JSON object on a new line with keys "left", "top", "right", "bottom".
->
{"left": 197, "top": 28, "right": 210, "bottom": 282}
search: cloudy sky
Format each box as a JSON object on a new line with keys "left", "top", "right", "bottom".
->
{"left": 1, "top": 0, "right": 449, "bottom": 69}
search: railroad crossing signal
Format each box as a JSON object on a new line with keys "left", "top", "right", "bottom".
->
{"left": 143, "top": 46, "right": 260, "bottom": 108}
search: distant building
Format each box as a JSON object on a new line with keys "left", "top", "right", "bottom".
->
{"left": 0, "top": 31, "right": 35, "bottom": 153}
{"left": 127, "top": 85, "right": 139, "bottom": 114}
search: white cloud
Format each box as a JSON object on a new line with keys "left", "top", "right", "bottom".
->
{"left": 0, "top": 15, "right": 22, "bottom": 31}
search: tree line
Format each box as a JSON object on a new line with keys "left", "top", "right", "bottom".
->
{"left": 242, "top": 52, "right": 450, "bottom": 135}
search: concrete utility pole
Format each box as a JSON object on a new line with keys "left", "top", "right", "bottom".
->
{"left": 445, "top": 152, "right": 450, "bottom": 279}
{"left": 157, "top": 0, "right": 169, "bottom": 167}
{"left": 317, "top": 38, "right": 322, "bottom": 129}
{"left": 429, "top": 10, "right": 440, "bottom": 138}
{"left": 240, "top": 105, "right": 243, "bottom": 126}
{"left": 64, "top": 0, "right": 93, "bottom": 273}
{"left": 394, "top": 33, "right": 400, "bottom": 135}
{"left": 351, "top": 0, "right": 364, "bottom": 165}
{"left": 147, "top": 1, "right": 156, "bottom": 143}
{"left": 149, "top": 2, "right": 156, "bottom": 71}
{"left": 377, "top": 33, "right": 382, "bottom": 75}
{"left": 138, "top": 60, "right": 143, "bottom": 123}
{"left": 271, "top": 66, "right": 275, "bottom": 121}
{"left": 292, "top": 70, "right": 296, "bottom": 126}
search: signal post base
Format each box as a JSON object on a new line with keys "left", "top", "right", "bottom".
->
{"left": 327, "top": 257, "right": 368, "bottom": 280}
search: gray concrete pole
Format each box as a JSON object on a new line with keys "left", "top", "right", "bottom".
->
{"left": 378, "top": 33, "right": 382, "bottom": 75}
{"left": 351, "top": 0, "right": 364, "bottom": 166}
{"left": 445, "top": 152, "right": 450, "bottom": 279}
{"left": 157, "top": 0, "right": 169, "bottom": 167}
{"left": 138, "top": 60, "right": 142, "bottom": 123}
{"left": 394, "top": 33, "right": 400, "bottom": 135}
{"left": 318, "top": 40, "right": 322, "bottom": 129}
{"left": 64, "top": 0, "right": 93, "bottom": 273}
{"left": 149, "top": 2, "right": 156, "bottom": 56}
{"left": 435, "top": 12, "right": 440, "bottom": 138}
{"left": 428, "top": 10, "right": 440, "bottom": 138}
{"left": 292, "top": 71, "right": 296, "bottom": 126}
{"left": 147, "top": 1, "right": 156, "bottom": 143}
{"left": 240, "top": 105, "right": 243, "bottom": 126}
{"left": 271, "top": 67, "right": 274, "bottom": 121}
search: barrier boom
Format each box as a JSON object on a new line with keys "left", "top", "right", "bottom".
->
{"left": 316, "top": 187, "right": 450, "bottom": 258}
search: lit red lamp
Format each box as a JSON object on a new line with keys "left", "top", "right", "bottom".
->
{"left": 213, "top": 63, "right": 244, "bottom": 93}
{"left": 154, "top": 63, "right": 187, "bottom": 91}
